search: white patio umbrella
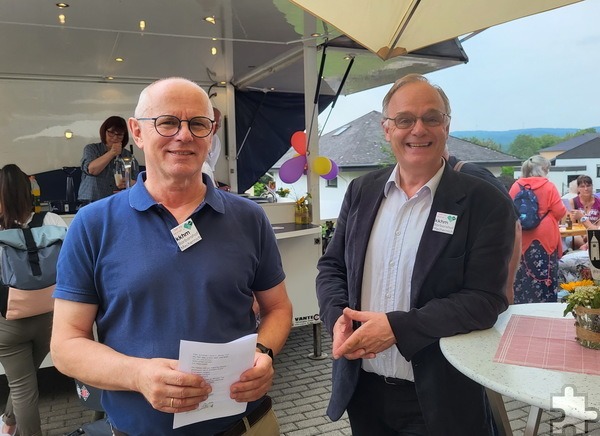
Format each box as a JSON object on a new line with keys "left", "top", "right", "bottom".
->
{"left": 290, "top": 0, "right": 583, "bottom": 60}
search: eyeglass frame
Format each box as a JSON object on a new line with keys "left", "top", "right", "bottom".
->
{"left": 136, "top": 115, "right": 215, "bottom": 138}
{"left": 383, "top": 109, "right": 451, "bottom": 130}
{"left": 106, "top": 130, "right": 125, "bottom": 138}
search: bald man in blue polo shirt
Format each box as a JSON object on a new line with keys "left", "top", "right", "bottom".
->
{"left": 51, "top": 78, "right": 292, "bottom": 435}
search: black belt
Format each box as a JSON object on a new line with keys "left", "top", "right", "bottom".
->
{"left": 111, "top": 396, "right": 272, "bottom": 436}
{"left": 216, "top": 395, "right": 272, "bottom": 436}
{"left": 361, "top": 369, "right": 414, "bottom": 387}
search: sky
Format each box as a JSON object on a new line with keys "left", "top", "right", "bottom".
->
{"left": 318, "top": 0, "right": 600, "bottom": 134}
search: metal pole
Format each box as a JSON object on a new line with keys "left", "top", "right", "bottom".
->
{"left": 307, "top": 321, "right": 328, "bottom": 360}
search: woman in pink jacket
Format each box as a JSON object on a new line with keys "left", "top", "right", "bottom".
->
{"left": 509, "top": 155, "right": 567, "bottom": 304}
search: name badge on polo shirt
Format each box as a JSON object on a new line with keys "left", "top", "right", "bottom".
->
{"left": 432, "top": 212, "right": 458, "bottom": 235}
{"left": 171, "top": 219, "right": 202, "bottom": 251}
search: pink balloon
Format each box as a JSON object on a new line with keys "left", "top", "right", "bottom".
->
{"left": 321, "top": 160, "right": 339, "bottom": 180}
{"left": 291, "top": 131, "right": 307, "bottom": 155}
{"left": 279, "top": 155, "right": 307, "bottom": 183}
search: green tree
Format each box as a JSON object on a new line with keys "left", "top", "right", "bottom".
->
{"left": 508, "top": 134, "right": 543, "bottom": 159}
{"left": 462, "top": 136, "right": 503, "bottom": 151}
{"left": 563, "top": 127, "right": 598, "bottom": 140}
{"left": 510, "top": 128, "right": 598, "bottom": 158}
{"left": 536, "top": 134, "right": 561, "bottom": 151}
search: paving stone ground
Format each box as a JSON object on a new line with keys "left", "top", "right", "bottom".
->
{"left": 1, "top": 324, "right": 598, "bottom": 435}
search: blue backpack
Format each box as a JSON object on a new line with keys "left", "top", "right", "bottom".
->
{"left": 0, "top": 212, "right": 67, "bottom": 319}
{"left": 514, "top": 183, "right": 547, "bottom": 230}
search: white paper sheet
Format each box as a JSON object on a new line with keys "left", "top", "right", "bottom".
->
{"left": 173, "top": 333, "right": 257, "bottom": 429}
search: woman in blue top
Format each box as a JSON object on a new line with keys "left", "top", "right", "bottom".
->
{"left": 77, "top": 116, "right": 137, "bottom": 202}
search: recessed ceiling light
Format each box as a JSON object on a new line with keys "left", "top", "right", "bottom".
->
{"left": 204, "top": 16, "right": 216, "bottom": 24}
{"left": 64, "top": 130, "right": 73, "bottom": 139}
{"left": 105, "top": 76, "right": 114, "bottom": 80}
{"left": 311, "top": 32, "right": 321, "bottom": 37}
{"left": 58, "top": 14, "right": 66, "bottom": 24}
{"left": 211, "top": 37, "right": 217, "bottom": 41}
{"left": 219, "top": 81, "right": 227, "bottom": 85}
{"left": 211, "top": 47, "right": 217, "bottom": 55}
{"left": 139, "top": 20, "right": 146, "bottom": 31}
{"left": 115, "top": 57, "right": 124, "bottom": 62}
{"left": 56, "top": 3, "right": 69, "bottom": 8}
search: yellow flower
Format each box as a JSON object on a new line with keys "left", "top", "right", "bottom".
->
{"left": 560, "top": 279, "right": 594, "bottom": 292}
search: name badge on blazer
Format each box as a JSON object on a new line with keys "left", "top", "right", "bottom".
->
{"left": 432, "top": 212, "right": 458, "bottom": 235}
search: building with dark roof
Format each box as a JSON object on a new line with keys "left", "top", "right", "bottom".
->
{"left": 544, "top": 135, "right": 600, "bottom": 195}
{"left": 539, "top": 133, "right": 600, "bottom": 160}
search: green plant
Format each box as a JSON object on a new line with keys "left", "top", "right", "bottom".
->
{"left": 560, "top": 280, "right": 600, "bottom": 316}
{"left": 276, "top": 187, "right": 290, "bottom": 197}
{"left": 253, "top": 182, "right": 266, "bottom": 196}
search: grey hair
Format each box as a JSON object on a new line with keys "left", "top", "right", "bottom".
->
{"left": 521, "top": 155, "right": 550, "bottom": 177}
{"left": 381, "top": 73, "right": 451, "bottom": 117}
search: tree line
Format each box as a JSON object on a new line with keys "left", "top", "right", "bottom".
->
{"left": 463, "top": 128, "right": 598, "bottom": 159}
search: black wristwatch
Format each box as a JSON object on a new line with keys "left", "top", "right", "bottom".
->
{"left": 256, "top": 342, "right": 274, "bottom": 359}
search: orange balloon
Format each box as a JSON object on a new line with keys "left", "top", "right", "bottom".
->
{"left": 291, "top": 131, "right": 307, "bottom": 155}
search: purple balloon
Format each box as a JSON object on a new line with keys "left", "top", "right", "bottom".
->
{"left": 279, "top": 155, "right": 307, "bottom": 183}
{"left": 321, "top": 160, "right": 339, "bottom": 180}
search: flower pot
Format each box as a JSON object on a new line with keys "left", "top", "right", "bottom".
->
{"left": 574, "top": 306, "right": 600, "bottom": 350}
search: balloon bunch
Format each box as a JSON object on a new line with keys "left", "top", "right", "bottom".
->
{"left": 279, "top": 131, "right": 339, "bottom": 184}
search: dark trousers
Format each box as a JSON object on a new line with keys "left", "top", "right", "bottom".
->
{"left": 347, "top": 370, "right": 427, "bottom": 436}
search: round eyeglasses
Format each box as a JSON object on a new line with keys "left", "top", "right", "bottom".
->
{"left": 136, "top": 115, "right": 214, "bottom": 138}
{"left": 384, "top": 110, "right": 450, "bottom": 130}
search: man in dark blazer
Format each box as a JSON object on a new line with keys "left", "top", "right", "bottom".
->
{"left": 316, "top": 74, "right": 516, "bottom": 435}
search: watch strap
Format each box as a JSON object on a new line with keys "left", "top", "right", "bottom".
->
{"left": 256, "top": 342, "right": 274, "bottom": 359}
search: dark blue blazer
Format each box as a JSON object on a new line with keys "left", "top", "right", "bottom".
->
{"left": 316, "top": 162, "right": 515, "bottom": 435}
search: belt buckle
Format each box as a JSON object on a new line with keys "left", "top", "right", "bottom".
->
{"left": 383, "top": 376, "right": 397, "bottom": 385}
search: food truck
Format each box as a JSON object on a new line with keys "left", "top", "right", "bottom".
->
{"left": 0, "top": 2, "right": 468, "bottom": 376}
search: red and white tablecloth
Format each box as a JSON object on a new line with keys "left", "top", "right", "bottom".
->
{"left": 494, "top": 315, "right": 600, "bottom": 375}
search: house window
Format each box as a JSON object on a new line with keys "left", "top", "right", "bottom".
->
{"left": 326, "top": 177, "right": 338, "bottom": 188}
{"left": 597, "top": 165, "right": 600, "bottom": 178}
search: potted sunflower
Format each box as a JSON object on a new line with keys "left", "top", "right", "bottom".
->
{"left": 275, "top": 187, "right": 290, "bottom": 198}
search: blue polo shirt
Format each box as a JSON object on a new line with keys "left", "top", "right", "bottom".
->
{"left": 55, "top": 173, "right": 285, "bottom": 435}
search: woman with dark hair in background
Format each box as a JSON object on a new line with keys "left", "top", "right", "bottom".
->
{"left": 77, "top": 116, "right": 138, "bottom": 202}
{"left": 509, "top": 155, "right": 567, "bottom": 304}
{"left": 569, "top": 174, "right": 600, "bottom": 223}
{"left": 0, "top": 164, "right": 66, "bottom": 436}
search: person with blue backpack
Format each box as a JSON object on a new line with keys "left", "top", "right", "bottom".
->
{"left": 0, "top": 164, "right": 67, "bottom": 436}
{"left": 509, "top": 155, "right": 567, "bottom": 304}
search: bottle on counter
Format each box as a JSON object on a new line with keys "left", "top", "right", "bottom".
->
{"left": 305, "top": 193, "right": 313, "bottom": 224}
{"left": 566, "top": 214, "right": 573, "bottom": 230}
{"left": 30, "top": 176, "right": 41, "bottom": 213}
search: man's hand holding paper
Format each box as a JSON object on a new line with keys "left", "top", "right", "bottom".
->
{"left": 134, "top": 357, "right": 212, "bottom": 413}
{"left": 230, "top": 351, "right": 274, "bottom": 402}
{"left": 175, "top": 333, "right": 259, "bottom": 429}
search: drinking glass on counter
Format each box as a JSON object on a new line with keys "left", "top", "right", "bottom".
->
{"left": 114, "top": 156, "right": 137, "bottom": 190}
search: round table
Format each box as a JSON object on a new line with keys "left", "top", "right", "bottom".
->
{"left": 440, "top": 303, "right": 599, "bottom": 435}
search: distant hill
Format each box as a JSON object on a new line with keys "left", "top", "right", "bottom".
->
{"left": 451, "top": 127, "right": 600, "bottom": 150}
